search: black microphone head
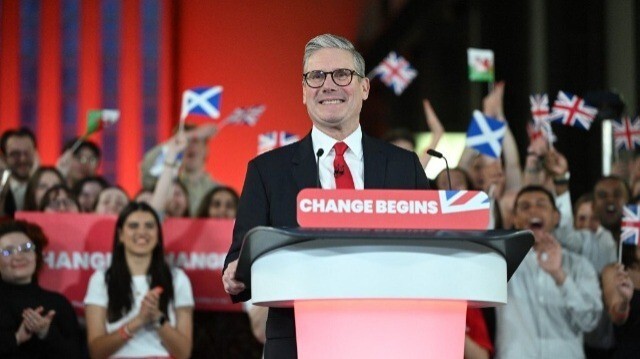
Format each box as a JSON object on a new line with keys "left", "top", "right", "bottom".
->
{"left": 426, "top": 149, "right": 443, "bottom": 158}
{"left": 316, "top": 148, "right": 324, "bottom": 157}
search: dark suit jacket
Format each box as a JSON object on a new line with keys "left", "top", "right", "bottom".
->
{"left": 224, "top": 132, "right": 429, "bottom": 358}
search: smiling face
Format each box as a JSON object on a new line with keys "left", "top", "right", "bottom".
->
{"left": 513, "top": 190, "right": 559, "bottom": 240}
{"left": 575, "top": 201, "right": 600, "bottom": 233}
{"left": 208, "top": 190, "right": 238, "bottom": 219}
{"left": 119, "top": 210, "right": 158, "bottom": 257}
{"left": 0, "top": 232, "right": 36, "bottom": 284}
{"left": 4, "top": 136, "right": 36, "bottom": 181}
{"left": 35, "top": 171, "right": 63, "bottom": 208}
{"left": 95, "top": 188, "right": 129, "bottom": 215}
{"left": 302, "top": 48, "right": 369, "bottom": 139}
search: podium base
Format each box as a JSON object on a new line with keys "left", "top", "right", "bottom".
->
{"left": 295, "top": 299, "right": 467, "bottom": 359}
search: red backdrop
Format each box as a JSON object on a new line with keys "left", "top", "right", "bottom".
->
{"left": 0, "top": 0, "right": 365, "bottom": 194}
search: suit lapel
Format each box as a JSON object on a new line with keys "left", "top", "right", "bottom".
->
{"left": 363, "top": 134, "right": 387, "bottom": 189}
{"left": 292, "top": 133, "right": 318, "bottom": 190}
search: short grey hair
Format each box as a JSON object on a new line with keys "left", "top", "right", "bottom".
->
{"left": 303, "top": 34, "right": 365, "bottom": 76}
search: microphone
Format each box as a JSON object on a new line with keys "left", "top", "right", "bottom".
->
{"left": 427, "top": 149, "right": 451, "bottom": 190}
{"left": 316, "top": 148, "right": 324, "bottom": 188}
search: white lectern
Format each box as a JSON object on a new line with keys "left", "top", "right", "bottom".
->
{"left": 236, "top": 227, "right": 533, "bottom": 359}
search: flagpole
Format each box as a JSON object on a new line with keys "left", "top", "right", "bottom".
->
{"left": 618, "top": 238, "right": 623, "bottom": 264}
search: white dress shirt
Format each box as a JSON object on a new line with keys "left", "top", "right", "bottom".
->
{"left": 311, "top": 126, "right": 364, "bottom": 189}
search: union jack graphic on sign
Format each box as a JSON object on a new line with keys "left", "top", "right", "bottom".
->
{"left": 438, "top": 190, "right": 490, "bottom": 214}
{"left": 621, "top": 205, "right": 640, "bottom": 245}
{"left": 258, "top": 131, "right": 300, "bottom": 155}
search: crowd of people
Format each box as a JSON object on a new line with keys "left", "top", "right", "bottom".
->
{"left": 1, "top": 32, "right": 639, "bottom": 359}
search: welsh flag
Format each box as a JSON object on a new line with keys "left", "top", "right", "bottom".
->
{"left": 467, "top": 48, "right": 495, "bottom": 82}
{"left": 86, "top": 109, "right": 120, "bottom": 136}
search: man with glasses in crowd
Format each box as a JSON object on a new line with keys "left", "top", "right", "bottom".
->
{"left": 0, "top": 128, "right": 39, "bottom": 213}
{"left": 222, "top": 33, "right": 428, "bottom": 358}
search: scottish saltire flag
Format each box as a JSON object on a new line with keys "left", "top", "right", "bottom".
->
{"left": 549, "top": 91, "right": 597, "bottom": 130}
{"left": 465, "top": 110, "right": 506, "bottom": 158}
{"left": 467, "top": 48, "right": 495, "bottom": 82}
{"left": 86, "top": 109, "right": 120, "bottom": 136}
{"left": 224, "top": 105, "right": 265, "bottom": 126}
{"left": 258, "top": 131, "right": 300, "bottom": 154}
{"left": 613, "top": 116, "right": 640, "bottom": 151}
{"left": 438, "top": 190, "right": 490, "bottom": 214}
{"left": 180, "top": 86, "right": 223, "bottom": 120}
{"left": 621, "top": 205, "right": 640, "bottom": 245}
{"left": 372, "top": 51, "right": 417, "bottom": 95}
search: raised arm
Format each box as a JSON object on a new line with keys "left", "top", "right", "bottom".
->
{"left": 482, "top": 81, "right": 522, "bottom": 190}
{"left": 420, "top": 99, "right": 444, "bottom": 169}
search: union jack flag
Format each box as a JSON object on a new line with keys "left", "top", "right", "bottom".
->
{"left": 372, "top": 51, "right": 418, "bottom": 96}
{"left": 438, "top": 190, "right": 490, "bottom": 214}
{"left": 530, "top": 94, "right": 550, "bottom": 123}
{"left": 258, "top": 131, "right": 300, "bottom": 154}
{"left": 549, "top": 91, "right": 597, "bottom": 130}
{"left": 465, "top": 110, "right": 506, "bottom": 159}
{"left": 621, "top": 205, "right": 640, "bottom": 245}
{"left": 224, "top": 105, "right": 265, "bottom": 126}
{"left": 612, "top": 116, "right": 640, "bottom": 151}
{"left": 180, "top": 86, "right": 223, "bottom": 120}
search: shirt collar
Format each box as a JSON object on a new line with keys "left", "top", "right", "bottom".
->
{"left": 311, "top": 125, "right": 363, "bottom": 160}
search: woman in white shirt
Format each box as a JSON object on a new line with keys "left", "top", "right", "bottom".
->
{"left": 84, "top": 201, "right": 194, "bottom": 359}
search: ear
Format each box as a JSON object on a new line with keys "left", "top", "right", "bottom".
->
{"left": 302, "top": 83, "right": 308, "bottom": 105}
{"left": 360, "top": 77, "right": 370, "bottom": 101}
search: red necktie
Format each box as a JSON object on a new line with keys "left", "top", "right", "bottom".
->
{"left": 333, "top": 142, "right": 355, "bottom": 189}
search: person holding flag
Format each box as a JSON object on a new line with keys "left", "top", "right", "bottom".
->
{"left": 140, "top": 123, "right": 219, "bottom": 216}
{"left": 601, "top": 245, "right": 638, "bottom": 358}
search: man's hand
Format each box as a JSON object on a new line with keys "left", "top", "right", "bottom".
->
{"left": 536, "top": 232, "right": 566, "bottom": 285}
{"left": 482, "top": 81, "right": 505, "bottom": 120}
{"left": 222, "top": 259, "right": 246, "bottom": 295}
{"left": 544, "top": 148, "right": 568, "bottom": 177}
{"left": 613, "top": 264, "right": 634, "bottom": 302}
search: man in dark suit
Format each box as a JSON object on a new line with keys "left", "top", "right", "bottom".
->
{"left": 222, "top": 33, "right": 429, "bottom": 358}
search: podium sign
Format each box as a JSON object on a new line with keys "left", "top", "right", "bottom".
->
{"left": 240, "top": 190, "right": 532, "bottom": 358}
{"left": 297, "top": 189, "right": 490, "bottom": 229}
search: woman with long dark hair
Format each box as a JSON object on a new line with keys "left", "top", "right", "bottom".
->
{"left": 84, "top": 202, "right": 193, "bottom": 359}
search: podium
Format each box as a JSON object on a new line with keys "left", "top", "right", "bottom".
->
{"left": 236, "top": 226, "right": 533, "bottom": 358}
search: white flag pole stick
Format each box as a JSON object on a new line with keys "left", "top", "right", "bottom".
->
{"left": 618, "top": 238, "right": 623, "bottom": 264}
{"left": 602, "top": 119, "right": 613, "bottom": 175}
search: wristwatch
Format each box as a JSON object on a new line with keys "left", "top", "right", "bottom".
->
{"left": 553, "top": 172, "right": 570, "bottom": 185}
{"left": 155, "top": 314, "right": 167, "bottom": 329}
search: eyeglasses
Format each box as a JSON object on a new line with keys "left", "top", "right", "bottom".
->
{"left": 74, "top": 155, "right": 98, "bottom": 166}
{"left": 47, "top": 198, "right": 76, "bottom": 210}
{"left": 302, "top": 68, "right": 363, "bottom": 88}
{"left": 1, "top": 242, "right": 36, "bottom": 257}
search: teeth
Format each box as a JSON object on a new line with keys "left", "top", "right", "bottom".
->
{"left": 321, "top": 99, "right": 343, "bottom": 104}
{"left": 606, "top": 205, "right": 616, "bottom": 212}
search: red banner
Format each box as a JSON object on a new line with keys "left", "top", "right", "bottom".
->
{"left": 297, "top": 189, "right": 491, "bottom": 230}
{"left": 15, "top": 212, "right": 240, "bottom": 315}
